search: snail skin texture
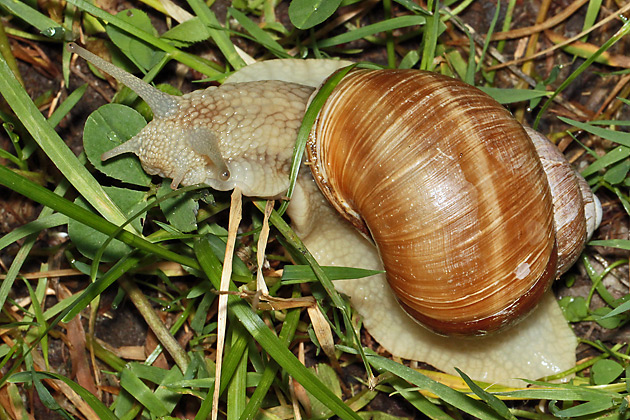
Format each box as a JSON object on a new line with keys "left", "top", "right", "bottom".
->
{"left": 68, "top": 43, "right": 601, "bottom": 386}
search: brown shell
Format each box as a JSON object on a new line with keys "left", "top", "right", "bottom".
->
{"left": 307, "top": 69, "right": 557, "bottom": 336}
{"left": 526, "top": 128, "right": 587, "bottom": 275}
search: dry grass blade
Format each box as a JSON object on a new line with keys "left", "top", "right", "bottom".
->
{"left": 290, "top": 342, "right": 309, "bottom": 419}
{"left": 487, "top": 2, "right": 630, "bottom": 70}
{"left": 489, "top": 0, "right": 589, "bottom": 41}
{"left": 256, "top": 200, "right": 274, "bottom": 295}
{"left": 212, "top": 187, "right": 242, "bottom": 420}
{"left": 545, "top": 30, "right": 630, "bottom": 67}
{"left": 31, "top": 352, "right": 100, "bottom": 420}
{"left": 307, "top": 304, "right": 342, "bottom": 373}
{"left": 0, "top": 268, "right": 84, "bottom": 280}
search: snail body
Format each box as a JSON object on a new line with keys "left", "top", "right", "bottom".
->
{"left": 69, "top": 43, "right": 601, "bottom": 385}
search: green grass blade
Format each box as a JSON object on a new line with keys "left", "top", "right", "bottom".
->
{"left": 0, "top": 165, "right": 200, "bottom": 272}
{"left": 120, "top": 368, "right": 169, "bottom": 416}
{"left": 227, "top": 323, "right": 249, "bottom": 420}
{"left": 420, "top": 0, "right": 440, "bottom": 71}
{"left": 65, "top": 0, "right": 222, "bottom": 76}
{"left": 0, "top": 213, "right": 67, "bottom": 251}
{"left": 278, "top": 64, "right": 356, "bottom": 215}
{"left": 0, "top": 50, "right": 132, "bottom": 229}
{"left": 48, "top": 84, "right": 87, "bottom": 128}
{"left": 581, "top": 0, "right": 603, "bottom": 42}
{"left": 282, "top": 265, "right": 383, "bottom": 283}
{"left": 239, "top": 290, "right": 301, "bottom": 420}
{"left": 455, "top": 368, "right": 517, "bottom": 420}
{"left": 228, "top": 7, "right": 290, "bottom": 58}
{"left": 9, "top": 371, "right": 118, "bottom": 420}
{"left": 589, "top": 239, "right": 630, "bottom": 250}
{"left": 390, "top": 379, "right": 451, "bottom": 420}
{"left": 0, "top": 177, "right": 70, "bottom": 327}
{"left": 368, "top": 354, "right": 505, "bottom": 420}
{"left": 478, "top": 87, "right": 550, "bottom": 104}
{"left": 534, "top": 17, "right": 630, "bottom": 128}
{"left": 581, "top": 146, "right": 630, "bottom": 177}
{"left": 0, "top": 0, "right": 67, "bottom": 36}
{"left": 558, "top": 117, "right": 630, "bottom": 147}
{"left": 316, "top": 16, "right": 426, "bottom": 48}
{"left": 187, "top": 0, "right": 247, "bottom": 69}
{"left": 194, "top": 237, "right": 362, "bottom": 420}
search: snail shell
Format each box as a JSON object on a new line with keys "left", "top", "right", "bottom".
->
{"left": 307, "top": 69, "right": 596, "bottom": 336}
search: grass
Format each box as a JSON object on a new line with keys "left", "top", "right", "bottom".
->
{"left": 0, "top": 0, "right": 629, "bottom": 419}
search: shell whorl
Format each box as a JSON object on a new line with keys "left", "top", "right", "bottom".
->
{"left": 525, "top": 127, "right": 599, "bottom": 276}
{"left": 307, "top": 69, "right": 558, "bottom": 336}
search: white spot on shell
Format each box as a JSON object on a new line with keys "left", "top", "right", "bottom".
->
{"left": 515, "top": 262, "right": 531, "bottom": 280}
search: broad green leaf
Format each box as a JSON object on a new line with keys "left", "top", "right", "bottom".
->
{"left": 158, "top": 181, "right": 199, "bottom": 233}
{"left": 106, "top": 9, "right": 165, "bottom": 72}
{"left": 558, "top": 296, "right": 589, "bottom": 322}
{"left": 68, "top": 186, "right": 147, "bottom": 261}
{"left": 592, "top": 307, "right": 625, "bottom": 329}
{"left": 83, "top": 103, "right": 152, "bottom": 187}
{"left": 306, "top": 363, "right": 342, "bottom": 419}
{"left": 161, "top": 17, "right": 211, "bottom": 47}
{"left": 289, "top": 0, "right": 343, "bottom": 29}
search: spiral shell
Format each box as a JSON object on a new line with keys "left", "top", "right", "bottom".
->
{"left": 307, "top": 69, "right": 562, "bottom": 336}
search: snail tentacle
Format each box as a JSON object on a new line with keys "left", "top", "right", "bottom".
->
{"left": 68, "top": 43, "right": 180, "bottom": 119}
{"left": 186, "top": 127, "right": 231, "bottom": 182}
{"left": 101, "top": 135, "right": 142, "bottom": 161}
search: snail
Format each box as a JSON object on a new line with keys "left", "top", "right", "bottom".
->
{"left": 68, "top": 43, "right": 601, "bottom": 386}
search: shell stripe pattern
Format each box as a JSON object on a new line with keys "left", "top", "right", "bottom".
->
{"left": 307, "top": 69, "right": 558, "bottom": 336}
